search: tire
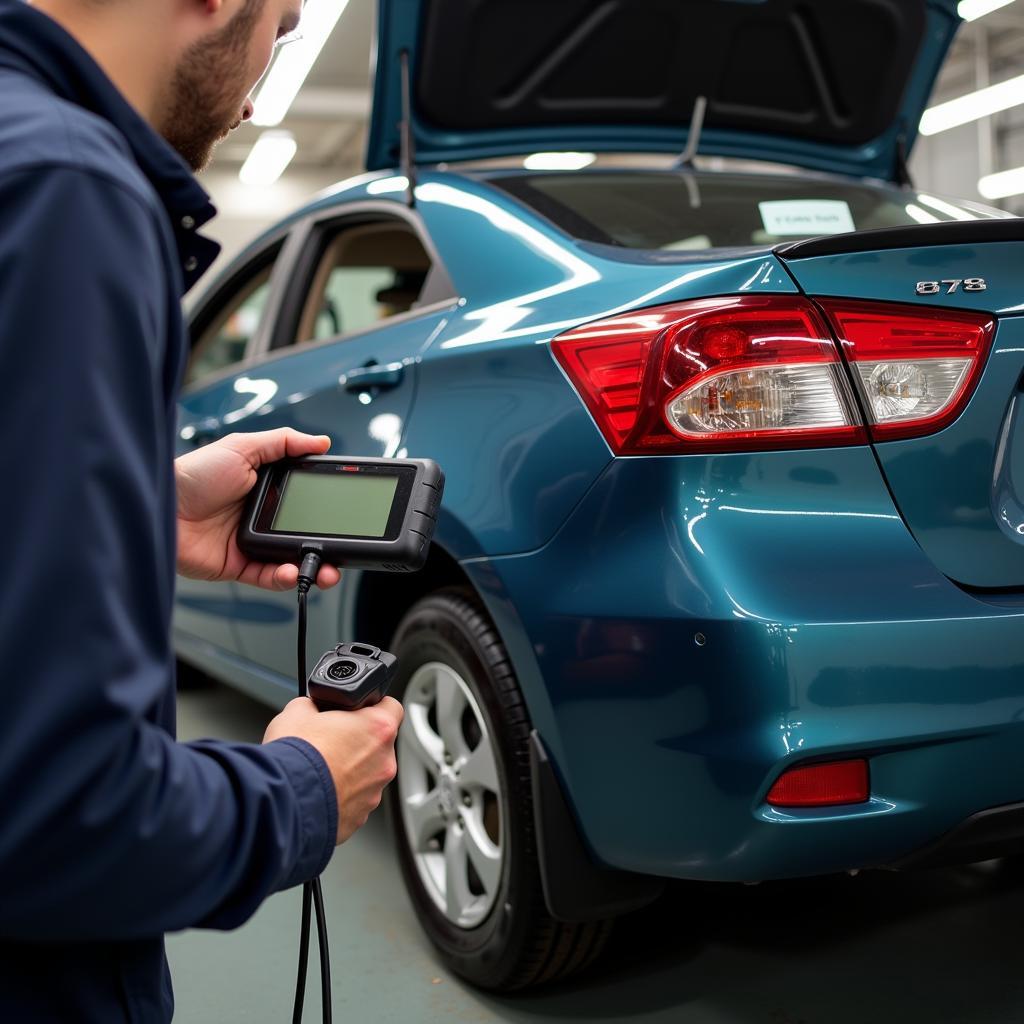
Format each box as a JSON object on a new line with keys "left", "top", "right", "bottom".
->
{"left": 175, "top": 657, "right": 215, "bottom": 691}
{"left": 387, "top": 588, "right": 613, "bottom": 991}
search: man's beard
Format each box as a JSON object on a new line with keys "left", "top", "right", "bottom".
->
{"left": 159, "top": 0, "right": 265, "bottom": 173}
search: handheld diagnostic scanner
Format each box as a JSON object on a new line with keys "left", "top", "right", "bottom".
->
{"left": 237, "top": 456, "right": 444, "bottom": 571}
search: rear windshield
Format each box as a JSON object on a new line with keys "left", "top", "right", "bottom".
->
{"left": 487, "top": 172, "right": 1006, "bottom": 251}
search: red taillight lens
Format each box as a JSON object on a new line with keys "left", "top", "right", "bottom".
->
{"left": 819, "top": 301, "right": 995, "bottom": 442}
{"left": 552, "top": 296, "right": 866, "bottom": 454}
{"left": 766, "top": 759, "right": 870, "bottom": 808}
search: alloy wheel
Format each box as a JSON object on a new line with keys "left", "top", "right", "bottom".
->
{"left": 397, "top": 661, "right": 504, "bottom": 928}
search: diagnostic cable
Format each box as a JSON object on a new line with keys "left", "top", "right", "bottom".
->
{"left": 238, "top": 457, "right": 444, "bottom": 1022}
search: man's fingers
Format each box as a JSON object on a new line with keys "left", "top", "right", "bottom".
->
{"left": 224, "top": 428, "right": 331, "bottom": 469}
{"left": 272, "top": 563, "right": 299, "bottom": 590}
{"left": 376, "top": 696, "right": 405, "bottom": 726}
{"left": 240, "top": 561, "right": 341, "bottom": 592}
{"left": 316, "top": 565, "right": 341, "bottom": 589}
{"left": 236, "top": 561, "right": 292, "bottom": 591}
{"left": 282, "top": 429, "right": 332, "bottom": 459}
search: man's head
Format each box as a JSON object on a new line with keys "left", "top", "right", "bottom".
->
{"left": 35, "top": 0, "right": 303, "bottom": 172}
{"left": 159, "top": 0, "right": 302, "bottom": 171}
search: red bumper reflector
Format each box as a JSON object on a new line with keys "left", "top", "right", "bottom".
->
{"left": 766, "top": 759, "right": 870, "bottom": 808}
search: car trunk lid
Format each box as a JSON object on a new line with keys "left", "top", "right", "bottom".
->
{"left": 778, "top": 220, "right": 1024, "bottom": 589}
{"left": 368, "top": 0, "right": 959, "bottom": 182}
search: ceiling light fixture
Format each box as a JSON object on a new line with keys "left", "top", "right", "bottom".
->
{"left": 979, "top": 165, "right": 1024, "bottom": 199}
{"left": 958, "top": 0, "right": 1015, "bottom": 21}
{"left": 239, "top": 131, "right": 298, "bottom": 186}
{"left": 252, "top": 0, "right": 352, "bottom": 127}
{"left": 920, "top": 72, "right": 1024, "bottom": 135}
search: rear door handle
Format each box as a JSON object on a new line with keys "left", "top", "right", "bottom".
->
{"left": 340, "top": 362, "right": 405, "bottom": 393}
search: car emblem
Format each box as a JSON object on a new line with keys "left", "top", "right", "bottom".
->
{"left": 916, "top": 278, "right": 987, "bottom": 295}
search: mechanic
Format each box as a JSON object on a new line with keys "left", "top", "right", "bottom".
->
{"left": 0, "top": 0, "right": 405, "bottom": 1020}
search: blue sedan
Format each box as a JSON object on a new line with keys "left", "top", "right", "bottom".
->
{"left": 175, "top": 0, "right": 1024, "bottom": 991}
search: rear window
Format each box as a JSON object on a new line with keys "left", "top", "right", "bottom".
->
{"left": 487, "top": 172, "right": 1006, "bottom": 251}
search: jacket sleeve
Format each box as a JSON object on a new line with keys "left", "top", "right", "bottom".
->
{"left": 0, "top": 164, "right": 337, "bottom": 941}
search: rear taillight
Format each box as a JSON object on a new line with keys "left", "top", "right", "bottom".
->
{"left": 553, "top": 296, "right": 996, "bottom": 453}
{"left": 552, "top": 296, "right": 866, "bottom": 454}
{"left": 819, "top": 301, "right": 995, "bottom": 442}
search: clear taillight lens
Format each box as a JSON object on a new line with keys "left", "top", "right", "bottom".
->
{"left": 819, "top": 301, "right": 995, "bottom": 442}
{"left": 552, "top": 296, "right": 865, "bottom": 454}
{"left": 667, "top": 363, "right": 854, "bottom": 439}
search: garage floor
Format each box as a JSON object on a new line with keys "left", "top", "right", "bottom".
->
{"left": 172, "top": 682, "right": 1024, "bottom": 1024}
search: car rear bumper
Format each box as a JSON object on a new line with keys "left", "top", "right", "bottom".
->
{"left": 465, "top": 446, "right": 1024, "bottom": 882}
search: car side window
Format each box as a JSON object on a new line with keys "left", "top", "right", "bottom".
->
{"left": 295, "top": 222, "right": 434, "bottom": 345}
{"left": 186, "top": 258, "right": 277, "bottom": 385}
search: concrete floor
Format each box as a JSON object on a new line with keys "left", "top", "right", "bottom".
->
{"left": 172, "top": 681, "right": 1024, "bottom": 1023}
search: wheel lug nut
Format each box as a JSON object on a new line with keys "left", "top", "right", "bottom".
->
{"left": 462, "top": 794, "right": 472, "bottom": 807}
{"left": 444, "top": 753, "right": 452, "bottom": 765}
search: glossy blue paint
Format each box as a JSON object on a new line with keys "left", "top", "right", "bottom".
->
{"left": 781, "top": 240, "right": 1024, "bottom": 314}
{"left": 862, "top": 318, "right": 1024, "bottom": 589}
{"left": 367, "top": 0, "right": 959, "bottom": 182}
{"left": 470, "top": 450, "right": 1024, "bottom": 879}
{"left": 404, "top": 173, "right": 801, "bottom": 556}
{"left": 782, "top": 243, "right": 1024, "bottom": 588}
{"left": 177, "top": 166, "right": 1024, "bottom": 884}
{"left": 411, "top": 172, "right": 799, "bottom": 316}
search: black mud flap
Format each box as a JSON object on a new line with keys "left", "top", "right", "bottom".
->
{"left": 530, "top": 730, "right": 665, "bottom": 922}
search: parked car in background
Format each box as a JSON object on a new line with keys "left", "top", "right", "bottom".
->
{"left": 176, "top": 0, "right": 1024, "bottom": 991}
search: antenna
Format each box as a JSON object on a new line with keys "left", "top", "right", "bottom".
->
{"left": 674, "top": 95, "right": 708, "bottom": 169}
{"left": 399, "top": 49, "right": 417, "bottom": 206}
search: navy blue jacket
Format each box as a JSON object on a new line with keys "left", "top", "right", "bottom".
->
{"left": 0, "top": 3, "right": 337, "bottom": 1020}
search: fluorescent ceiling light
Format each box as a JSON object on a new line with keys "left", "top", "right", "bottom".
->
{"left": 252, "top": 0, "right": 351, "bottom": 127}
{"left": 239, "top": 131, "right": 298, "bottom": 186}
{"left": 523, "top": 152, "right": 596, "bottom": 171}
{"left": 958, "top": 0, "right": 1015, "bottom": 20}
{"left": 979, "top": 165, "right": 1024, "bottom": 199}
{"left": 920, "top": 73, "right": 1024, "bottom": 135}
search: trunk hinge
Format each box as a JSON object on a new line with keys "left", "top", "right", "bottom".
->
{"left": 399, "top": 49, "right": 417, "bottom": 207}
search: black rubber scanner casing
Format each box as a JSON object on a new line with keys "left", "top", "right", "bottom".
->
{"left": 237, "top": 456, "right": 444, "bottom": 571}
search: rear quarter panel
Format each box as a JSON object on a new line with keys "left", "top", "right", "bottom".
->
{"left": 407, "top": 172, "right": 803, "bottom": 558}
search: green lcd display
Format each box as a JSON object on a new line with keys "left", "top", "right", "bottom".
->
{"left": 272, "top": 471, "right": 400, "bottom": 538}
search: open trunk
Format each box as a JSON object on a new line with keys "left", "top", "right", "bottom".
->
{"left": 368, "top": 0, "right": 960, "bottom": 181}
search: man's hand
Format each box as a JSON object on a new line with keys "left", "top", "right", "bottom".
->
{"left": 264, "top": 697, "right": 404, "bottom": 844}
{"left": 175, "top": 429, "right": 341, "bottom": 591}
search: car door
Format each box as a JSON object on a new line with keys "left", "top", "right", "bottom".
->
{"left": 174, "top": 238, "right": 287, "bottom": 655}
{"left": 224, "top": 205, "right": 458, "bottom": 682}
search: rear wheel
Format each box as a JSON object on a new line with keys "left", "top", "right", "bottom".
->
{"left": 175, "top": 657, "right": 215, "bottom": 691}
{"left": 388, "top": 589, "right": 612, "bottom": 990}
